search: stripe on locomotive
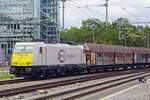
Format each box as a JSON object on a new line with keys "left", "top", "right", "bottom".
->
{"left": 11, "top": 53, "right": 33, "bottom": 66}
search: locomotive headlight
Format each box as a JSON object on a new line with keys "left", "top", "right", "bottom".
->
{"left": 27, "top": 62, "right": 32, "bottom": 66}
{"left": 25, "top": 67, "right": 32, "bottom": 73}
{"left": 12, "top": 62, "right": 17, "bottom": 66}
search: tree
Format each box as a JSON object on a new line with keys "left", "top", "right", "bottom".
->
{"left": 60, "top": 18, "right": 150, "bottom": 48}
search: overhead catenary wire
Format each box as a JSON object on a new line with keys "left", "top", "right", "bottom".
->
{"left": 67, "top": 0, "right": 117, "bottom": 25}
{"left": 84, "top": 5, "right": 105, "bottom": 19}
{"left": 70, "top": 0, "right": 105, "bottom": 18}
{"left": 120, "top": 7, "right": 148, "bottom": 24}
{"left": 75, "top": 2, "right": 116, "bottom": 21}
{"left": 68, "top": 2, "right": 97, "bottom": 19}
{"left": 78, "top": 6, "right": 103, "bottom": 19}
{"left": 121, "top": 7, "right": 136, "bottom": 17}
{"left": 69, "top": 1, "right": 106, "bottom": 20}
{"left": 74, "top": 0, "right": 109, "bottom": 23}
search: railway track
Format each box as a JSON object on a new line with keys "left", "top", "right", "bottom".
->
{"left": 0, "top": 78, "right": 30, "bottom": 85}
{"left": 28, "top": 72, "right": 150, "bottom": 100}
{"left": 0, "top": 69, "right": 150, "bottom": 99}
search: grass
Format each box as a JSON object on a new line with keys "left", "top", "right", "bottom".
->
{"left": 0, "top": 72, "right": 15, "bottom": 80}
{"left": 0, "top": 67, "right": 15, "bottom": 80}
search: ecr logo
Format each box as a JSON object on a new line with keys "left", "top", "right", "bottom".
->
{"left": 58, "top": 50, "right": 65, "bottom": 63}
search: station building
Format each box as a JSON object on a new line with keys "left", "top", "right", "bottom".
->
{"left": 0, "top": 0, "right": 60, "bottom": 63}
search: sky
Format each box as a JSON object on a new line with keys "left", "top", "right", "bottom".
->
{"left": 60, "top": 0, "right": 150, "bottom": 28}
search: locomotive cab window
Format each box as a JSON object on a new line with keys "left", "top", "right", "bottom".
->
{"left": 25, "top": 46, "right": 34, "bottom": 53}
{"left": 14, "top": 46, "right": 34, "bottom": 53}
{"left": 14, "top": 46, "right": 25, "bottom": 52}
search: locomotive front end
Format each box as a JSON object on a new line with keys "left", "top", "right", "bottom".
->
{"left": 10, "top": 42, "right": 34, "bottom": 76}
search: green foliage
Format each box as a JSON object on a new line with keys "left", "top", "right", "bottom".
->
{"left": 61, "top": 18, "right": 150, "bottom": 47}
{"left": 0, "top": 72, "right": 15, "bottom": 80}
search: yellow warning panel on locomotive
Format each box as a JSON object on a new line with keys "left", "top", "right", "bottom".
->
{"left": 11, "top": 53, "right": 33, "bottom": 66}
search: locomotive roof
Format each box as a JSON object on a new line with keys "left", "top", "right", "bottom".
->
{"left": 15, "top": 42, "right": 43, "bottom": 46}
{"left": 47, "top": 43, "right": 84, "bottom": 49}
{"left": 15, "top": 42, "right": 84, "bottom": 49}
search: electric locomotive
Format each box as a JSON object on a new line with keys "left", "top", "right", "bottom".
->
{"left": 10, "top": 42, "right": 86, "bottom": 77}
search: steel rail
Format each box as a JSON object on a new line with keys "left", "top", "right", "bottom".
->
{"left": 0, "top": 70, "right": 145, "bottom": 98}
{"left": 32, "top": 73, "right": 150, "bottom": 100}
{"left": 0, "top": 78, "right": 30, "bottom": 85}
{"left": 64, "top": 74, "right": 150, "bottom": 100}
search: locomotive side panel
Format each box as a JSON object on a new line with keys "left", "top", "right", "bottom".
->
{"left": 32, "top": 42, "right": 46, "bottom": 66}
{"left": 44, "top": 44, "right": 86, "bottom": 65}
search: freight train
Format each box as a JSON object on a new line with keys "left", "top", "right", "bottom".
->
{"left": 10, "top": 42, "right": 150, "bottom": 78}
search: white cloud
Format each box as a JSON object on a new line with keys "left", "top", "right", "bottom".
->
{"left": 60, "top": 0, "right": 150, "bottom": 28}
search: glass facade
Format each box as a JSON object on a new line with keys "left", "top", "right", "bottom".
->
{"left": 0, "top": 0, "right": 60, "bottom": 63}
{"left": 40, "top": 0, "right": 60, "bottom": 42}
